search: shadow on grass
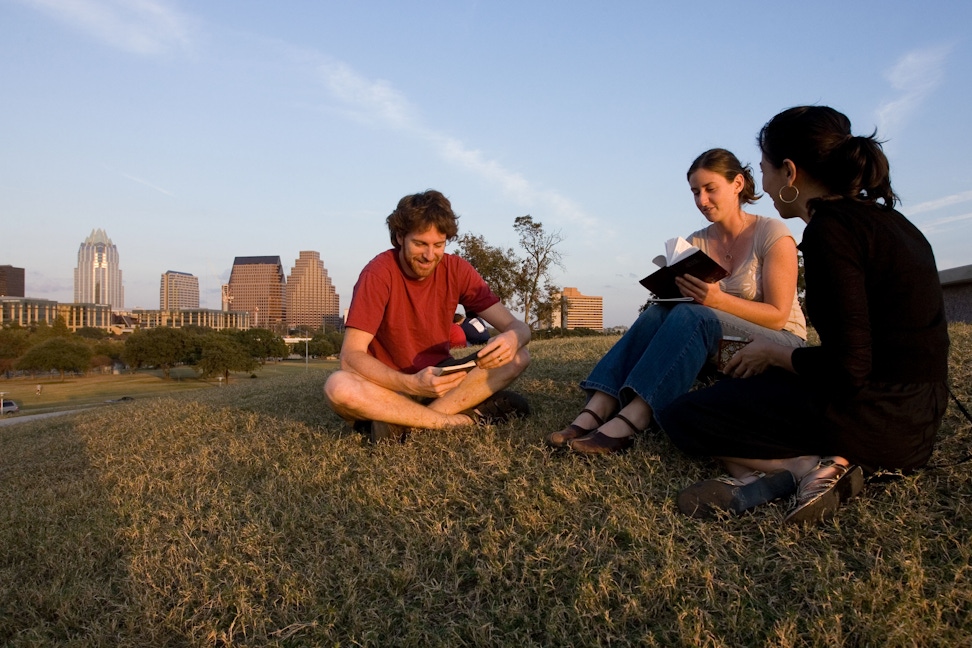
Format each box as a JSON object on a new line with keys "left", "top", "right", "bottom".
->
{"left": 0, "top": 417, "right": 184, "bottom": 645}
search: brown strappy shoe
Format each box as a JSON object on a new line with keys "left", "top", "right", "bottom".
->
{"left": 567, "top": 413, "right": 641, "bottom": 455}
{"left": 546, "top": 408, "right": 605, "bottom": 448}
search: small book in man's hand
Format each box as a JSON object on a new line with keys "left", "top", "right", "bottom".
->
{"left": 639, "top": 236, "right": 729, "bottom": 299}
{"left": 437, "top": 351, "right": 480, "bottom": 374}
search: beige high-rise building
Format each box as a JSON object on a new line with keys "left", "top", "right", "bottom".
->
{"left": 558, "top": 287, "right": 603, "bottom": 330}
{"left": 74, "top": 228, "right": 124, "bottom": 311}
{"left": 225, "top": 256, "right": 286, "bottom": 331}
{"left": 160, "top": 271, "right": 200, "bottom": 310}
{"left": 285, "top": 251, "right": 340, "bottom": 331}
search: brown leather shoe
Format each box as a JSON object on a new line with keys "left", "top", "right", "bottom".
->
{"left": 546, "top": 408, "right": 605, "bottom": 448}
{"left": 567, "top": 413, "right": 640, "bottom": 455}
{"left": 568, "top": 430, "right": 634, "bottom": 454}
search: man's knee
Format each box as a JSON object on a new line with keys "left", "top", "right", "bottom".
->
{"left": 323, "top": 371, "right": 361, "bottom": 414}
{"left": 511, "top": 346, "right": 531, "bottom": 376}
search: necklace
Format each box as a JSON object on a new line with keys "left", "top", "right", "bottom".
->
{"left": 719, "top": 214, "right": 750, "bottom": 262}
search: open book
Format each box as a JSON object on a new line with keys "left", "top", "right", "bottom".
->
{"left": 639, "top": 237, "right": 729, "bottom": 299}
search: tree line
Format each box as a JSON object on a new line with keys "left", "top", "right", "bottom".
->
{"left": 456, "top": 214, "right": 566, "bottom": 329}
{"left": 0, "top": 320, "right": 344, "bottom": 381}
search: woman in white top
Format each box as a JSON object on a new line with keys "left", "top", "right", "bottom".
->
{"left": 548, "top": 148, "right": 806, "bottom": 454}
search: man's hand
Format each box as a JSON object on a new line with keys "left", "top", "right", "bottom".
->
{"left": 473, "top": 330, "right": 520, "bottom": 370}
{"left": 409, "top": 366, "right": 468, "bottom": 398}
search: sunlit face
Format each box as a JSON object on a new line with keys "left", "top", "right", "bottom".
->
{"left": 759, "top": 154, "right": 798, "bottom": 220}
{"left": 397, "top": 226, "right": 447, "bottom": 280}
{"left": 688, "top": 168, "right": 743, "bottom": 223}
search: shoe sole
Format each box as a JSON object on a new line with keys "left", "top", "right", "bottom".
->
{"left": 567, "top": 433, "right": 633, "bottom": 455}
{"left": 785, "top": 465, "right": 864, "bottom": 524}
{"left": 678, "top": 471, "right": 797, "bottom": 519}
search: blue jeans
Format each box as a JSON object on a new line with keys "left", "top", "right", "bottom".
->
{"left": 579, "top": 303, "right": 804, "bottom": 412}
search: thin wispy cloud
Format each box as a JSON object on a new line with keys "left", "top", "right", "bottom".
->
{"left": 305, "top": 52, "right": 597, "bottom": 230}
{"left": 876, "top": 44, "right": 951, "bottom": 136}
{"left": 16, "top": 0, "right": 195, "bottom": 56}
{"left": 122, "top": 173, "right": 174, "bottom": 196}
{"left": 314, "top": 59, "right": 416, "bottom": 130}
{"left": 917, "top": 212, "right": 972, "bottom": 236}
{"left": 907, "top": 190, "right": 972, "bottom": 215}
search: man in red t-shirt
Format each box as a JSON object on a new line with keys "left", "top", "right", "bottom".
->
{"left": 324, "top": 190, "right": 532, "bottom": 442}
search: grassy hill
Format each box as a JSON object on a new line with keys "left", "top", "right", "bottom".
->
{"left": 2, "top": 327, "right": 971, "bottom": 646}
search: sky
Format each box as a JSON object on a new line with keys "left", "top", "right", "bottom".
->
{"left": 2, "top": 0, "right": 971, "bottom": 328}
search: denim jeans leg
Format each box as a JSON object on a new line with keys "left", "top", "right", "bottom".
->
{"left": 579, "top": 305, "right": 675, "bottom": 400}
{"left": 618, "top": 304, "right": 724, "bottom": 411}
{"left": 711, "top": 309, "right": 806, "bottom": 348}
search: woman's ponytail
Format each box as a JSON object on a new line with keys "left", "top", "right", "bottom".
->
{"left": 758, "top": 106, "right": 897, "bottom": 208}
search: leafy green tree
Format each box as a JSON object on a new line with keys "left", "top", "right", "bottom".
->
{"left": 235, "top": 328, "right": 288, "bottom": 363}
{"left": 0, "top": 325, "right": 32, "bottom": 374}
{"left": 29, "top": 316, "right": 72, "bottom": 343}
{"left": 195, "top": 333, "right": 257, "bottom": 382}
{"left": 74, "top": 326, "right": 109, "bottom": 340}
{"left": 513, "top": 215, "right": 565, "bottom": 327}
{"left": 532, "top": 280, "right": 564, "bottom": 330}
{"left": 122, "top": 327, "right": 191, "bottom": 379}
{"left": 92, "top": 339, "right": 126, "bottom": 363}
{"left": 309, "top": 332, "right": 337, "bottom": 357}
{"left": 0, "top": 326, "right": 31, "bottom": 360}
{"left": 15, "top": 337, "right": 92, "bottom": 380}
{"left": 454, "top": 234, "right": 520, "bottom": 305}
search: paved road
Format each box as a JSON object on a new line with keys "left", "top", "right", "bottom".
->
{"left": 0, "top": 409, "right": 85, "bottom": 427}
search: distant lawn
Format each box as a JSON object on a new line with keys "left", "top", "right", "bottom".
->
{"left": 0, "top": 358, "right": 339, "bottom": 414}
{"left": 1, "top": 328, "right": 970, "bottom": 646}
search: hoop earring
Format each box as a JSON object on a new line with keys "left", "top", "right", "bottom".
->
{"left": 779, "top": 185, "right": 799, "bottom": 204}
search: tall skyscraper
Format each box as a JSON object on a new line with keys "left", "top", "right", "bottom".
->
{"left": 285, "top": 251, "right": 341, "bottom": 331}
{"left": 225, "top": 256, "right": 286, "bottom": 330}
{"left": 0, "top": 265, "right": 25, "bottom": 297}
{"left": 160, "top": 271, "right": 200, "bottom": 310}
{"left": 74, "top": 228, "right": 124, "bottom": 310}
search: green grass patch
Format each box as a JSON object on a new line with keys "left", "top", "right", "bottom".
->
{"left": 1, "top": 329, "right": 970, "bottom": 646}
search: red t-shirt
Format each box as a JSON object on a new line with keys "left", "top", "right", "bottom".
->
{"left": 345, "top": 250, "right": 499, "bottom": 373}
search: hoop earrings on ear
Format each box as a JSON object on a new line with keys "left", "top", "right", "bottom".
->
{"left": 779, "top": 185, "right": 799, "bottom": 204}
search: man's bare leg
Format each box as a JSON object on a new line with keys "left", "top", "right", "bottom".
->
{"left": 324, "top": 346, "right": 529, "bottom": 428}
{"left": 324, "top": 370, "right": 470, "bottom": 428}
{"left": 427, "top": 347, "right": 530, "bottom": 417}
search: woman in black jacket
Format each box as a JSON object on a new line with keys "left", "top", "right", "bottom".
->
{"left": 657, "top": 106, "right": 950, "bottom": 524}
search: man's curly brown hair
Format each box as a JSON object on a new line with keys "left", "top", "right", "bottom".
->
{"left": 386, "top": 190, "right": 459, "bottom": 249}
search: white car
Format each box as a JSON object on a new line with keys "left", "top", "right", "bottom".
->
{"left": 1, "top": 399, "right": 19, "bottom": 414}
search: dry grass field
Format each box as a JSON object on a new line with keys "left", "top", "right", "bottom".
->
{"left": 1, "top": 327, "right": 970, "bottom": 646}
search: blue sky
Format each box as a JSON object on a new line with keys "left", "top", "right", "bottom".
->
{"left": 2, "top": 0, "right": 970, "bottom": 327}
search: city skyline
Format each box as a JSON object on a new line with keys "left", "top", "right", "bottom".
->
{"left": 2, "top": 2, "right": 970, "bottom": 327}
